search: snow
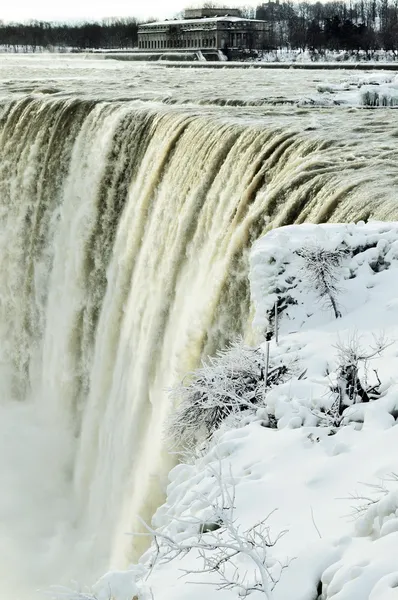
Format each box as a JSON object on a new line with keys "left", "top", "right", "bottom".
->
{"left": 256, "top": 48, "right": 398, "bottom": 64}
{"left": 92, "top": 567, "right": 149, "bottom": 600}
{"left": 140, "top": 16, "right": 267, "bottom": 27}
{"left": 80, "top": 222, "right": 398, "bottom": 600}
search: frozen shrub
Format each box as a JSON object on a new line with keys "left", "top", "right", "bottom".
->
{"left": 167, "top": 340, "right": 288, "bottom": 449}
{"left": 141, "top": 464, "right": 287, "bottom": 598}
{"left": 312, "top": 334, "right": 385, "bottom": 429}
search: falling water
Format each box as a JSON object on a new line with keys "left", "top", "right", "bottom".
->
{"left": 1, "top": 64, "right": 398, "bottom": 597}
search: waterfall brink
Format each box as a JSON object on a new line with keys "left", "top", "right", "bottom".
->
{"left": 0, "top": 96, "right": 396, "bottom": 594}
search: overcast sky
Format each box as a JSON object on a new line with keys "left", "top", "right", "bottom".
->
{"left": 1, "top": 0, "right": 260, "bottom": 23}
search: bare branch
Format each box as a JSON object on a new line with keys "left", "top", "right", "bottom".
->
{"left": 131, "top": 464, "right": 289, "bottom": 598}
{"left": 310, "top": 506, "right": 322, "bottom": 539}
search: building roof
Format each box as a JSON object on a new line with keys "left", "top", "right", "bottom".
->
{"left": 184, "top": 7, "right": 242, "bottom": 18}
{"left": 139, "top": 16, "right": 267, "bottom": 28}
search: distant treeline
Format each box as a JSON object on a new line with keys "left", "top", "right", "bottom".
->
{"left": 0, "top": 18, "right": 140, "bottom": 51}
{"left": 250, "top": 0, "right": 398, "bottom": 53}
{"left": 1, "top": 0, "right": 398, "bottom": 53}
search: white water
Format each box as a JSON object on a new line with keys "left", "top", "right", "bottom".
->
{"left": 1, "top": 57, "right": 398, "bottom": 598}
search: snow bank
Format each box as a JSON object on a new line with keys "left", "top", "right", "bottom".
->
{"left": 84, "top": 222, "right": 398, "bottom": 600}
{"left": 250, "top": 221, "right": 398, "bottom": 331}
{"left": 92, "top": 567, "right": 150, "bottom": 600}
{"left": 256, "top": 48, "right": 398, "bottom": 64}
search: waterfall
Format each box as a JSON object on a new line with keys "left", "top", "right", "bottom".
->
{"left": 0, "top": 95, "right": 396, "bottom": 596}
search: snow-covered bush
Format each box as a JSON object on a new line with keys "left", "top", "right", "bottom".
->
{"left": 166, "top": 226, "right": 397, "bottom": 447}
{"left": 141, "top": 464, "right": 287, "bottom": 598}
{"left": 167, "top": 340, "right": 289, "bottom": 449}
{"left": 311, "top": 335, "right": 385, "bottom": 428}
{"left": 347, "top": 474, "right": 398, "bottom": 538}
{"left": 334, "top": 335, "right": 384, "bottom": 407}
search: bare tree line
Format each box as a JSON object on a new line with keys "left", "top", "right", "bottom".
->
{"left": 251, "top": 0, "right": 398, "bottom": 54}
{"left": 0, "top": 18, "right": 140, "bottom": 51}
{"left": 2, "top": 0, "right": 398, "bottom": 53}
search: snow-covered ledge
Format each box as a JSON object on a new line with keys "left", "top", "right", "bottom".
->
{"left": 71, "top": 222, "right": 398, "bottom": 600}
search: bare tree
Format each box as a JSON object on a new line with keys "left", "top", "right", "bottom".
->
{"left": 297, "top": 244, "right": 347, "bottom": 319}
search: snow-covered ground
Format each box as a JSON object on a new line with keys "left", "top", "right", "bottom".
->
{"left": 256, "top": 49, "right": 398, "bottom": 64}
{"left": 70, "top": 222, "right": 398, "bottom": 600}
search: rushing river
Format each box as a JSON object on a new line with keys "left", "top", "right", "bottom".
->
{"left": 0, "top": 55, "right": 397, "bottom": 598}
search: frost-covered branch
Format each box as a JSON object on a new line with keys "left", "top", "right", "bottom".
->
{"left": 136, "top": 465, "right": 288, "bottom": 598}
{"left": 334, "top": 332, "right": 391, "bottom": 366}
{"left": 345, "top": 473, "right": 398, "bottom": 519}
{"left": 333, "top": 333, "right": 388, "bottom": 411}
{"left": 297, "top": 244, "right": 347, "bottom": 319}
{"left": 309, "top": 332, "right": 390, "bottom": 428}
{"left": 167, "top": 340, "right": 288, "bottom": 449}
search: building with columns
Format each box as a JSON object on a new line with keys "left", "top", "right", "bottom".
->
{"left": 138, "top": 11, "right": 268, "bottom": 53}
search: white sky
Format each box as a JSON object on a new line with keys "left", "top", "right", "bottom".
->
{"left": 1, "top": 0, "right": 260, "bottom": 24}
